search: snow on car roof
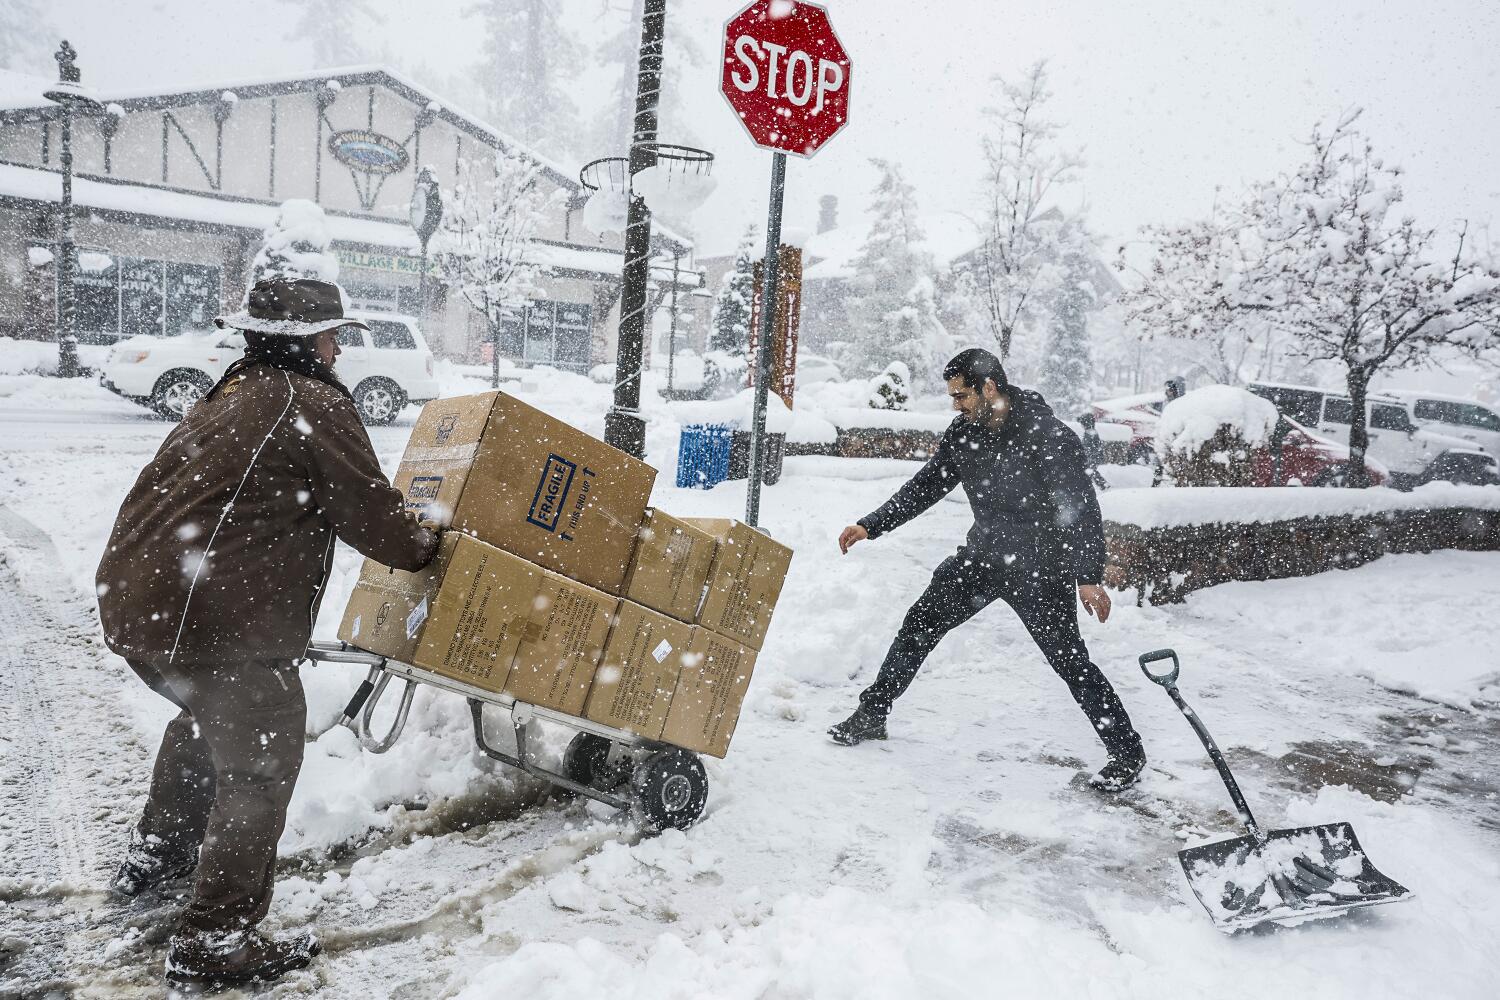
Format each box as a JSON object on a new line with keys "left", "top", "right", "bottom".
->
{"left": 1385, "top": 388, "right": 1497, "bottom": 408}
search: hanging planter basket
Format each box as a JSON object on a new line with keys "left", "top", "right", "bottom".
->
{"left": 631, "top": 143, "right": 717, "bottom": 217}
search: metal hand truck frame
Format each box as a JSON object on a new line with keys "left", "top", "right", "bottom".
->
{"left": 305, "top": 640, "right": 709, "bottom": 831}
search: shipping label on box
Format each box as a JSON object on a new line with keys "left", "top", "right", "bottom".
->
{"left": 622, "top": 509, "right": 718, "bottom": 622}
{"left": 683, "top": 518, "right": 794, "bottom": 650}
{"left": 337, "top": 532, "right": 543, "bottom": 693}
{"left": 503, "top": 570, "right": 617, "bottom": 715}
{"left": 660, "top": 627, "right": 758, "bottom": 758}
{"left": 584, "top": 601, "right": 694, "bottom": 739}
{"left": 397, "top": 393, "right": 657, "bottom": 594}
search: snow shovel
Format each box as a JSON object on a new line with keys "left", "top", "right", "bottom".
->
{"left": 1138, "top": 648, "right": 1412, "bottom": 932}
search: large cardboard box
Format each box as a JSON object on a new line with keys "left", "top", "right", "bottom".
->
{"left": 621, "top": 509, "right": 718, "bottom": 622}
{"left": 660, "top": 627, "right": 758, "bottom": 758}
{"left": 337, "top": 533, "right": 543, "bottom": 693}
{"left": 501, "top": 570, "right": 617, "bottom": 715}
{"left": 583, "top": 601, "right": 694, "bottom": 739}
{"left": 683, "top": 518, "right": 794, "bottom": 650}
{"left": 394, "top": 392, "right": 656, "bottom": 594}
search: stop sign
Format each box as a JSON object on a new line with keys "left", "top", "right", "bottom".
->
{"left": 720, "top": 0, "right": 851, "bottom": 157}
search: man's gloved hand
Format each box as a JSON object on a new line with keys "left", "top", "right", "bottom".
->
{"left": 416, "top": 524, "right": 442, "bottom": 566}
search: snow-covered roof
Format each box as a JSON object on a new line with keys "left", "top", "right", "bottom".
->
{"left": 0, "top": 161, "right": 700, "bottom": 287}
{"left": 0, "top": 63, "right": 694, "bottom": 254}
{"left": 1383, "top": 388, "right": 1496, "bottom": 408}
{"left": 0, "top": 69, "right": 52, "bottom": 113}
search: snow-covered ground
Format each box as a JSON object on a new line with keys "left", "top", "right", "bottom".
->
{"left": 2, "top": 367, "right": 1498, "bottom": 998}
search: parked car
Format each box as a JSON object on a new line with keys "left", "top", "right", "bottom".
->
{"left": 1384, "top": 390, "right": 1500, "bottom": 457}
{"left": 1254, "top": 416, "right": 1388, "bottom": 487}
{"left": 100, "top": 312, "right": 440, "bottom": 424}
{"left": 1247, "top": 381, "right": 1490, "bottom": 489}
{"left": 1093, "top": 392, "right": 1164, "bottom": 464}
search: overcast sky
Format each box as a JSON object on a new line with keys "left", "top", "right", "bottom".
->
{"left": 33, "top": 0, "right": 1500, "bottom": 260}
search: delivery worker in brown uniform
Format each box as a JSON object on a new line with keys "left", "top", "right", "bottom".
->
{"left": 96, "top": 278, "right": 438, "bottom": 990}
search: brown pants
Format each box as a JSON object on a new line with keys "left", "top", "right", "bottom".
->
{"left": 126, "top": 657, "right": 306, "bottom": 933}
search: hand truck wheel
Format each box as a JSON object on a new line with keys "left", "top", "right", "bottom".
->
{"left": 631, "top": 748, "right": 708, "bottom": 832}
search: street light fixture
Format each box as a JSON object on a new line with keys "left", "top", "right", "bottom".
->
{"left": 42, "top": 40, "right": 102, "bottom": 379}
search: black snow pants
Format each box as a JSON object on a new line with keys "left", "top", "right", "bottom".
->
{"left": 858, "top": 550, "right": 1144, "bottom": 758}
{"left": 126, "top": 657, "right": 306, "bottom": 934}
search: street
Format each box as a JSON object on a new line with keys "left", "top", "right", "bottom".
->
{"left": 2, "top": 380, "right": 1498, "bottom": 998}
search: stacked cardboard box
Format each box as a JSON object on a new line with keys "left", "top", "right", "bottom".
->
{"left": 338, "top": 391, "right": 794, "bottom": 758}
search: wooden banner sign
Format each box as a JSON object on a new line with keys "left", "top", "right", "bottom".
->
{"left": 748, "top": 243, "right": 803, "bottom": 410}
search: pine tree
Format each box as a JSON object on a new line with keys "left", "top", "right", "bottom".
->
{"left": 288, "top": 0, "right": 385, "bottom": 66}
{"left": 248, "top": 200, "right": 340, "bottom": 293}
{"left": 469, "top": 0, "right": 582, "bottom": 160}
{"left": 1037, "top": 222, "right": 1097, "bottom": 420}
{"left": 708, "top": 227, "right": 756, "bottom": 357}
{"left": 844, "top": 160, "right": 949, "bottom": 383}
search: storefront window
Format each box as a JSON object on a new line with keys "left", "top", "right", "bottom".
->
{"left": 494, "top": 299, "right": 592, "bottom": 372}
{"left": 34, "top": 245, "right": 220, "bottom": 342}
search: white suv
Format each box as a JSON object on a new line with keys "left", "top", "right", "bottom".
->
{"left": 1247, "top": 381, "right": 1497, "bottom": 488}
{"left": 100, "top": 312, "right": 440, "bottom": 425}
{"left": 1385, "top": 390, "right": 1500, "bottom": 457}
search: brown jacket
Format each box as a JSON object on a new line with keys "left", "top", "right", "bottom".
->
{"left": 97, "top": 364, "right": 436, "bottom": 666}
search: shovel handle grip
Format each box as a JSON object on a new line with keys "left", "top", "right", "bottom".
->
{"left": 1138, "top": 648, "right": 1180, "bottom": 687}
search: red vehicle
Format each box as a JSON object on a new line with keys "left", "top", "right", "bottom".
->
{"left": 1252, "top": 416, "right": 1389, "bottom": 486}
{"left": 1093, "top": 393, "right": 1164, "bottom": 465}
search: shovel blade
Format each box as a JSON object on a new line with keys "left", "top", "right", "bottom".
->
{"left": 1178, "top": 821, "right": 1411, "bottom": 932}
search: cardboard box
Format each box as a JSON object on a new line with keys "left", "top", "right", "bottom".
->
{"left": 621, "top": 509, "right": 718, "bottom": 622}
{"left": 682, "top": 518, "right": 794, "bottom": 650}
{"left": 337, "top": 533, "right": 543, "bottom": 693}
{"left": 583, "top": 601, "right": 694, "bottom": 739}
{"left": 502, "top": 570, "right": 617, "bottom": 715}
{"left": 660, "top": 627, "right": 758, "bottom": 758}
{"left": 394, "top": 392, "right": 657, "bottom": 594}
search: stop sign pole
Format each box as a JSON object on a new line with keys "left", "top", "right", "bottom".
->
{"left": 720, "top": 0, "right": 851, "bottom": 526}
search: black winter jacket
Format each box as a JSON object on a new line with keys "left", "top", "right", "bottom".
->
{"left": 857, "top": 389, "right": 1106, "bottom": 584}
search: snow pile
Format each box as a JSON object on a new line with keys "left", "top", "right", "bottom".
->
{"left": 581, "top": 187, "right": 631, "bottom": 235}
{"left": 1155, "top": 385, "right": 1278, "bottom": 458}
{"left": 1103, "top": 481, "right": 1500, "bottom": 529}
{"left": 670, "top": 389, "right": 794, "bottom": 434}
{"left": 26, "top": 247, "right": 52, "bottom": 268}
{"left": 248, "top": 198, "right": 339, "bottom": 291}
{"left": 631, "top": 165, "right": 718, "bottom": 219}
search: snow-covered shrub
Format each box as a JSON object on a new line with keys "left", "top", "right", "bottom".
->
{"left": 867, "top": 361, "right": 911, "bottom": 410}
{"left": 1155, "top": 384, "right": 1278, "bottom": 486}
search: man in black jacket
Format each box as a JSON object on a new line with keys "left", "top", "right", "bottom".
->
{"left": 829, "top": 349, "right": 1146, "bottom": 792}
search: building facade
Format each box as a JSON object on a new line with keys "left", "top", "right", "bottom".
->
{"left": 0, "top": 65, "right": 702, "bottom": 371}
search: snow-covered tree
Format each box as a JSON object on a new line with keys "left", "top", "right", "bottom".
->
{"left": 1240, "top": 111, "right": 1500, "bottom": 483}
{"left": 1118, "top": 198, "right": 1289, "bottom": 384}
{"left": 844, "top": 159, "right": 949, "bottom": 383}
{"left": 0, "top": 0, "right": 54, "bottom": 74}
{"left": 469, "top": 0, "right": 582, "bottom": 160}
{"left": 971, "top": 61, "right": 1081, "bottom": 362}
{"left": 434, "top": 151, "right": 552, "bottom": 387}
{"left": 283, "top": 0, "right": 385, "bottom": 66}
{"left": 248, "top": 199, "right": 339, "bottom": 293}
{"left": 1037, "top": 222, "right": 1097, "bottom": 419}
{"left": 591, "top": 0, "right": 700, "bottom": 158}
{"left": 708, "top": 226, "right": 756, "bottom": 357}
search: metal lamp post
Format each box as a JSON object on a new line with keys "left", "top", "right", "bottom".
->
{"left": 408, "top": 166, "right": 442, "bottom": 323}
{"left": 43, "top": 41, "right": 101, "bottom": 379}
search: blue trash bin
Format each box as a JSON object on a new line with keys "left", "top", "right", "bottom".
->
{"left": 676, "top": 423, "right": 733, "bottom": 489}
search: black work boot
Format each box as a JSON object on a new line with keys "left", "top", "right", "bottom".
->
{"left": 165, "top": 927, "right": 320, "bottom": 990}
{"left": 1089, "top": 743, "right": 1147, "bottom": 793}
{"left": 828, "top": 707, "right": 887, "bottom": 746}
{"left": 109, "top": 829, "right": 198, "bottom": 900}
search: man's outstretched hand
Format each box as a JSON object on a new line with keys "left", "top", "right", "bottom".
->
{"left": 1078, "top": 584, "right": 1112, "bottom": 623}
{"left": 839, "top": 524, "right": 868, "bottom": 555}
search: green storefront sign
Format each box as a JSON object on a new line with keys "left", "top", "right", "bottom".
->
{"left": 336, "top": 248, "right": 424, "bottom": 275}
